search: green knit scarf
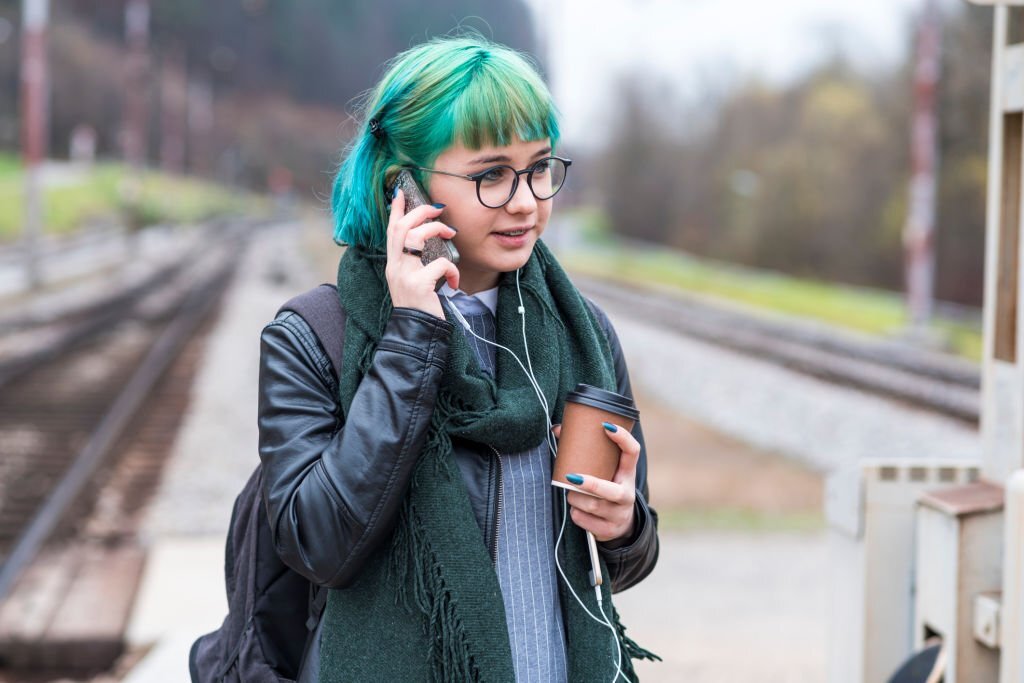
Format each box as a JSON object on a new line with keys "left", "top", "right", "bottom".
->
{"left": 319, "top": 240, "right": 656, "bottom": 682}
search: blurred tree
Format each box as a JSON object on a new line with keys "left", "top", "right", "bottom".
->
{"left": 933, "top": 3, "right": 991, "bottom": 305}
{"left": 60, "top": 0, "right": 537, "bottom": 109}
{"left": 599, "top": 77, "right": 681, "bottom": 245}
{"left": 0, "top": 1, "right": 18, "bottom": 149}
{"left": 1, "top": 0, "right": 539, "bottom": 199}
{"left": 597, "top": 3, "right": 990, "bottom": 306}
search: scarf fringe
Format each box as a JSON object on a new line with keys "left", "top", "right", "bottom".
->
{"left": 613, "top": 605, "right": 662, "bottom": 664}
{"left": 389, "top": 498, "right": 480, "bottom": 682}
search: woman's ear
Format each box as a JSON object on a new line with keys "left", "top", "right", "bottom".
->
{"left": 382, "top": 166, "right": 400, "bottom": 202}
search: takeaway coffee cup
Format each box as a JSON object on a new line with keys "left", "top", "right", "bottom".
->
{"left": 552, "top": 383, "right": 640, "bottom": 496}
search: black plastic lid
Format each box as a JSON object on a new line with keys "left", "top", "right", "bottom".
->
{"left": 565, "top": 383, "right": 639, "bottom": 421}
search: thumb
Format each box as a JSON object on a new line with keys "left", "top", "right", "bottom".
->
{"left": 422, "top": 256, "right": 460, "bottom": 291}
{"left": 613, "top": 441, "right": 641, "bottom": 486}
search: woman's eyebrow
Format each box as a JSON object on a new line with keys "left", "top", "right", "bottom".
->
{"left": 467, "top": 146, "right": 553, "bottom": 165}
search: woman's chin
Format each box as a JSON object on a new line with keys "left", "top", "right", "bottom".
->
{"left": 464, "top": 248, "right": 533, "bottom": 277}
{"left": 495, "top": 252, "right": 534, "bottom": 274}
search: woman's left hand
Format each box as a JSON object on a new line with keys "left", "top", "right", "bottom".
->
{"left": 552, "top": 422, "right": 639, "bottom": 543}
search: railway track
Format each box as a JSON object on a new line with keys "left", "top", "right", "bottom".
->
{"left": 0, "top": 224, "right": 247, "bottom": 672}
{"left": 574, "top": 273, "right": 981, "bottom": 423}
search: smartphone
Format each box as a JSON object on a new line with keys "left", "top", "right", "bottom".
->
{"left": 389, "top": 170, "right": 460, "bottom": 290}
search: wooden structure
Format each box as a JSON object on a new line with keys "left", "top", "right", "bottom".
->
{"left": 828, "top": 3, "right": 1024, "bottom": 681}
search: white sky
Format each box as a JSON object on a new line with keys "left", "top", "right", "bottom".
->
{"left": 526, "top": 0, "right": 936, "bottom": 147}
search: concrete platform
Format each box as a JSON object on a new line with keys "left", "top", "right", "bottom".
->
{"left": 618, "top": 531, "right": 826, "bottom": 683}
{"left": 121, "top": 537, "right": 226, "bottom": 683}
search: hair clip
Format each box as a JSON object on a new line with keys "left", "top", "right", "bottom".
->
{"left": 369, "top": 118, "right": 385, "bottom": 140}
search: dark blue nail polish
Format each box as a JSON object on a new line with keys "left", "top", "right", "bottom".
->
{"left": 432, "top": 202, "right": 446, "bottom": 209}
{"left": 392, "top": 186, "right": 399, "bottom": 199}
{"left": 602, "top": 422, "right": 618, "bottom": 433}
{"left": 566, "top": 473, "right": 584, "bottom": 485}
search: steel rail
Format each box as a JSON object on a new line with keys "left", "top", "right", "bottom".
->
{"left": 573, "top": 273, "right": 981, "bottom": 423}
{"left": 0, "top": 238, "right": 240, "bottom": 604}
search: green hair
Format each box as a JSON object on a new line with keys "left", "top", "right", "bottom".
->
{"left": 331, "top": 35, "right": 561, "bottom": 248}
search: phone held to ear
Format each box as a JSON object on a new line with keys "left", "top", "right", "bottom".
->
{"left": 390, "top": 170, "right": 460, "bottom": 291}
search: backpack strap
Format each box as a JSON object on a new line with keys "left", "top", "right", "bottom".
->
{"left": 278, "top": 283, "right": 346, "bottom": 379}
{"left": 276, "top": 284, "right": 345, "bottom": 639}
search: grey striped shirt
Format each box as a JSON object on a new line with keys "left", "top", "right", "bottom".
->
{"left": 445, "top": 291, "right": 568, "bottom": 683}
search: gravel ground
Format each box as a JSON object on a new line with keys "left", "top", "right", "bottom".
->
{"left": 616, "top": 531, "right": 828, "bottom": 683}
{"left": 591, "top": 295, "right": 981, "bottom": 475}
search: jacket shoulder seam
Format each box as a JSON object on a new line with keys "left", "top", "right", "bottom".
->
{"left": 265, "top": 312, "right": 337, "bottom": 388}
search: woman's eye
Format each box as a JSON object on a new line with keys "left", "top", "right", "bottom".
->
{"left": 531, "top": 160, "right": 551, "bottom": 176}
{"left": 481, "top": 167, "right": 510, "bottom": 183}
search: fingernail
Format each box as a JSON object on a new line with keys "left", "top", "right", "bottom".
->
{"left": 392, "top": 186, "right": 399, "bottom": 199}
{"left": 602, "top": 422, "right": 618, "bottom": 433}
{"left": 447, "top": 225, "right": 458, "bottom": 232}
{"left": 566, "top": 473, "right": 584, "bottom": 485}
{"left": 432, "top": 202, "right": 446, "bottom": 209}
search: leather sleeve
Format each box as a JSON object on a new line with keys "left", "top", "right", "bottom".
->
{"left": 258, "top": 307, "right": 453, "bottom": 588}
{"left": 587, "top": 300, "right": 661, "bottom": 593}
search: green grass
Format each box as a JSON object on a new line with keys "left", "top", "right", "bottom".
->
{"left": 0, "top": 154, "right": 19, "bottom": 177}
{"left": 0, "top": 153, "right": 268, "bottom": 241}
{"left": 558, "top": 208, "right": 983, "bottom": 360}
{"left": 656, "top": 507, "right": 825, "bottom": 533}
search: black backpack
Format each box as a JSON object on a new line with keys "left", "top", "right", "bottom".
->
{"left": 189, "top": 284, "right": 345, "bottom": 683}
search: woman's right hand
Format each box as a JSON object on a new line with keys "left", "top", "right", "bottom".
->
{"left": 385, "top": 188, "right": 460, "bottom": 319}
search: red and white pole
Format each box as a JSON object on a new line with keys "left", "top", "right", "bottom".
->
{"left": 20, "top": 0, "right": 49, "bottom": 289}
{"left": 903, "top": 0, "right": 942, "bottom": 333}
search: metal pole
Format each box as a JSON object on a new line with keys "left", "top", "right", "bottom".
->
{"left": 903, "top": 0, "right": 943, "bottom": 334}
{"left": 20, "top": 0, "right": 49, "bottom": 290}
{"left": 186, "top": 77, "right": 214, "bottom": 176}
{"left": 159, "top": 43, "right": 186, "bottom": 174}
{"left": 122, "top": 0, "right": 149, "bottom": 169}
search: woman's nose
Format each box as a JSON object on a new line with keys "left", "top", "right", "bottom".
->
{"left": 504, "top": 177, "right": 537, "bottom": 214}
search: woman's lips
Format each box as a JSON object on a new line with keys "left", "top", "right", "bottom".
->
{"left": 491, "top": 227, "right": 532, "bottom": 247}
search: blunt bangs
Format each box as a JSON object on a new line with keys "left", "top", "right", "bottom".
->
{"left": 447, "top": 53, "right": 560, "bottom": 152}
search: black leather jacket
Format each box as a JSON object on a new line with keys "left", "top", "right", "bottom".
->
{"left": 257, "top": 301, "right": 659, "bottom": 596}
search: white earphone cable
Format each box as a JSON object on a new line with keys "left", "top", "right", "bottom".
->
{"left": 441, "top": 273, "right": 626, "bottom": 680}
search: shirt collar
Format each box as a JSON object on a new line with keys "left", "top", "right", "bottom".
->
{"left": 439, "top": 283, "right": 499, "bottom": 316}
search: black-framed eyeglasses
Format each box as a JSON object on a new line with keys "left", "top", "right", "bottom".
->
{"left": 407, "top": 156, "right": 572, "bottom": 209}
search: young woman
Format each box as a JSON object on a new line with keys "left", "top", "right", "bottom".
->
{"left": 258, "top": 34, "right": 659, "bottom": 682}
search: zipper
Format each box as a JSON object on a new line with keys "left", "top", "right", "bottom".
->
{"left": 488, "top": 445, "right": 503, "bottom": 564}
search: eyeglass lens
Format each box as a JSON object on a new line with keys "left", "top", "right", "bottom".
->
{"left": 478, "top": 157, "right": 567, "bottom": 208}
